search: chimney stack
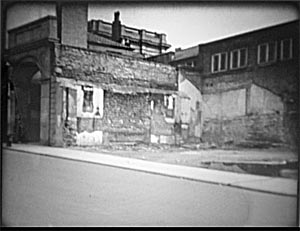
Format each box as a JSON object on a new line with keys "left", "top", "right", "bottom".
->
{"left": 112, "top": 11, "right": 122, "bottom": 43}
{"left": 57, "top": 2, "right": 88, "bottom": 48}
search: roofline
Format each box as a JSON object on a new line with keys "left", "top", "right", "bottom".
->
{"left": 198, "top": 19, "right": 299, "bottom": 47}
{"left": 88, "top": 40, "right": 134, "bottom": 51}
{"left": 145, "top": 51, "right": 175, "bottom": 59}
{"left": 88, "top": 18, "right": 167, "bottom": 37}
{"left": 7, "top": 15, "right": 57, "bottom": 33}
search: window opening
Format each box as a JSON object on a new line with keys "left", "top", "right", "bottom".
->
{"left": 82, "top": 86, "right": 94, "bottom": 113}
{"left": 258, "top": 42, "right": 277, "bottom": 64}
{"left": 281, "top": 39, "right": 293, "bottom": 60}
{"left": 212, "top": 52, "right": 227, "bottom": 73}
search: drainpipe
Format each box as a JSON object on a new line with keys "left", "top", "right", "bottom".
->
{"left": 6, "top": 63, "right": 13, "bottom": 146}
{"left": 7, "top": 80, "right": 12, "bottom": 146}
{"left": 48, "top": 76, "right": 52, "bottom": 146}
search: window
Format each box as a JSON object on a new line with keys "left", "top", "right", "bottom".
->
{"left": 258, "top": 42, "right": 277, "bottom": 64}
{"left": 164, "top": 95, "right": 175, "bottom": 118}
{"left": 240, "top": 48, "right": 247, "bottom": 67}
{"left": 212, "top": 52, "right": 227, "bottom": 73}
{"left": 82, "top": 86, "right": 94, "bottom": 113}
{"left": 280, "top": 39, "right": 293, "bottom": 60}
{"left": 186, "top": 61, "right": 195, "bottom": 67}
{"left": 230, "top": 48, "right": 248, "bottom": 69}
{"left": 77, "top": 85, "right": 104, "bottom": 118}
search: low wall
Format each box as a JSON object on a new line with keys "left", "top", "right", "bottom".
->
{"left": 201, "top": 113, "right": 285, "bottom": 147}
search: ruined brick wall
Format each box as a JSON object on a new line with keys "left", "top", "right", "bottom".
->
{"left": 77, "top": 92, "right": 151, "bottom": 143}
{"left": 51, "top": 44, "right": 177, "bottom": 146}
{"left": 201, "top": 83, "right": 291, "bottom": 148}
{"left": 202, "top": 113, "right": 285, "bottom": 147}
{"left": 54, "top": 44, "right": 177, "bottom": 90}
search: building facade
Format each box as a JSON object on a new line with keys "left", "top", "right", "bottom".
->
{"left": 4, "top": 3, "right": 178, "bottom": 147}
{"left": 200, "top": 20, "right": 299, "bottom": 148}
{"left": 152, "top": 20, "right": 299, "bottom": 148}
{"left": 88, "top": 12, "right": 171, "bottom": 58}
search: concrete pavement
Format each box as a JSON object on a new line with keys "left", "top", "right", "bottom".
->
{"left": 3, "top": 143, "right": 298, "bottom": 197}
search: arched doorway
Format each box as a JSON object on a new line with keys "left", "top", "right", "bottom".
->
{"left": 12, "top": 62, "right": 42, "bottom": 143}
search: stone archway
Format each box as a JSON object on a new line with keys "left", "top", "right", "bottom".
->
{"left": 11, "top": 61, "right": 42, "bottom": 143}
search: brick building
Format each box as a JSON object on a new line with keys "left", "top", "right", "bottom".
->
{"left": 4, "top": 3, "right": 178, "bottom": 147}
{"left": 88, "top": 12, "right": 171, "bottom": 58}
{"left": 162, "top": 20, "right": 299, "bottom": 148}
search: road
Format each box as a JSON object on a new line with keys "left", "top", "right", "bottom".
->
{"left": 2, "top": 149, "right": 297, "bottom": 226}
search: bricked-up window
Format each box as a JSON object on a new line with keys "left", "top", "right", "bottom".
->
{"left": 230, "top": 48, "right": 248, "bottom": 69}
{"left": 212, "top": 52, "right": 227, "bottom": 73}
{"left": 82, "top": 86, "right": 94, "bottom": 113}
{"left": 280, "top": 39, "right": 293, "bottom": 60}
{"left": 258, "top": 42, "right": 277, "bottom": 64}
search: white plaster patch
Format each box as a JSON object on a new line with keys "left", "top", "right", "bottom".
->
{"left": 150, "top": 134, "right": 159, "bottom": 144}
{"left": 76, "top": 131, "right": 103, "bottom": 146}
{"left": 165, "top": 117, "right": 175, "bottom": 124}
{"left": 160, "top": 135, "right": 168, "bottom": 144}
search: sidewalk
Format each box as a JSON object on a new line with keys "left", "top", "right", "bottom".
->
{"left": 3, "top": 143, "right": 298, "bottom": 197}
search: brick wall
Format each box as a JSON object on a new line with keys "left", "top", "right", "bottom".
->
{"left": 54, "top": 44, "right": 177, "bottom": 90}
{"left": 202, "top": 113, "right": 286, "bottom": 147}
{"left": 59, "top": 3, "right": 88, "bottom": 48}
{"left": 52, "top": 44, "right": 177, "bottom": 146}
{"left": 76, "top": 92, "right": 151, "bottom": 143}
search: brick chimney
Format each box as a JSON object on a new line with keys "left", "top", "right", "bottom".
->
{"left": 112, "top": 11, "right": 122, "bottom": 43}
{"left": 57, "top": 2, "right": 88, "bottom": 48}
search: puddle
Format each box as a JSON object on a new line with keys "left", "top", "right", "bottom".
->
{"left": 203, "top": 161, "right": 298, "bottom": 179}
{"left": 236, "top": 161, "right": 298, "bottom": 178}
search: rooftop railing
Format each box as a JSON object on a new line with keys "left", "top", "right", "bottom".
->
{"left": 88, "top": 19, "right": 168, "bottom": 46}
{"left": 173, "top": 45, "right": 199, "bottom": 61}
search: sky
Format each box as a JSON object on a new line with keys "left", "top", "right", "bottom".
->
{"left": 6, "top": 2, "right": 299, "bottom": 51}
{"left": 89, "top": 2, "right": 299, "bottom": 51}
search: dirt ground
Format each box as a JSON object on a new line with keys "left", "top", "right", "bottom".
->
{"left": 70, "top": 143, "right": 298, "bottom": 179}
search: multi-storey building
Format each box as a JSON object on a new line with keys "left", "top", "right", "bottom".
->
{"left": 152, "top": 20, "right": 299, "bottom": 148}
{"left": 88, "top": 12, "right": 171, "bottom": 58}
{"left": 194, "top": 20, "right": 298, "bottom": 148}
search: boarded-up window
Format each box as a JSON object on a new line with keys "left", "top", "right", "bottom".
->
{"left": 82, "top": 86, "right": 94, "bottom": 113}
{"left": 164, "top": 95, "right": 175, "bottom": 118}
{"left": 77, "top": 85, "right": 104, "bottom": 118}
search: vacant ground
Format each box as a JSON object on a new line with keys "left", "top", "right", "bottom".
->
{"left": 70, "top": 143, "right": 298, "bottom": 179}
